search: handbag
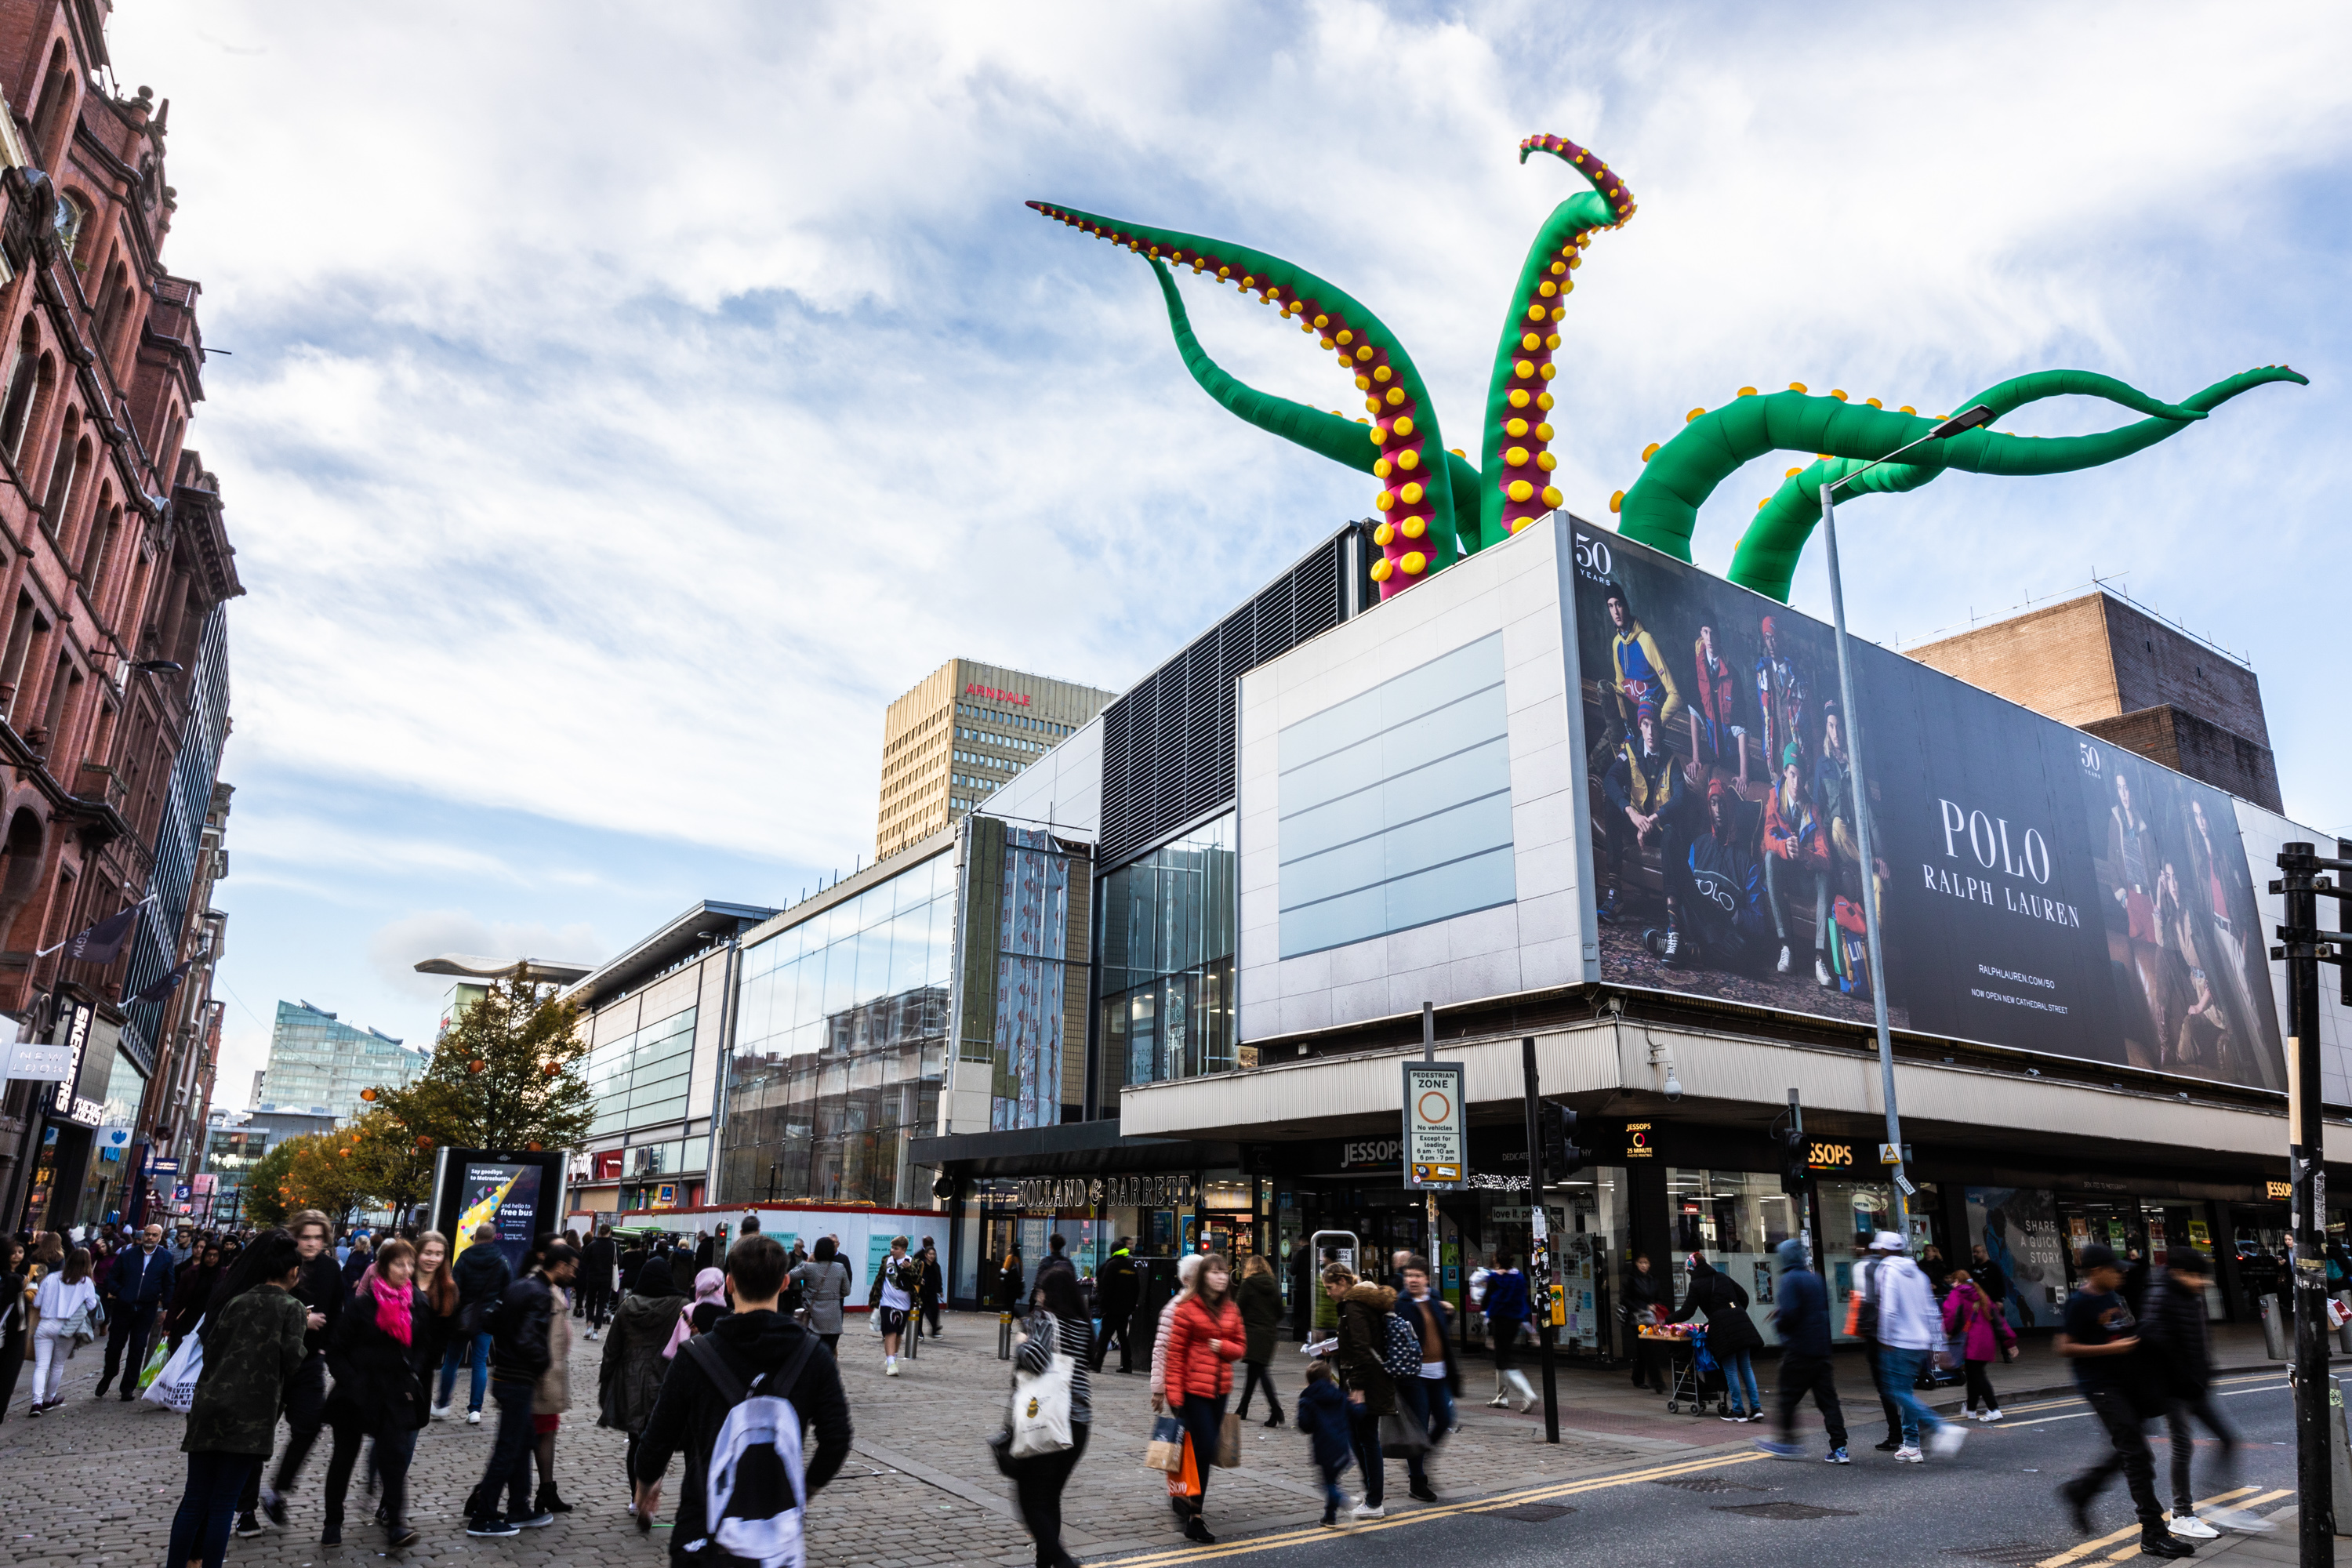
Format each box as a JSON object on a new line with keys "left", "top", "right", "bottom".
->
{"left": 1378, "top": 1407, "right": 1431, "bottom": 1459}
{"left": 1143, "top": 1413, "right": 1185, "bottom": 1473}
{"left": 1214, "top": 1410, "right": 1240, "bottom": 1469}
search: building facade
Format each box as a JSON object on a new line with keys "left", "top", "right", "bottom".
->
{"left": 875, "top": 657, "right": 1113, "bottom": 858}
{"left": 195, "top": 1105, "right": 332, "bottom": 1229}
{"left": 0, "top": 3, "right": 243, "bottom": 1234}
{"left": 257, "top": 1000, "right": 423, "bottom": 1125}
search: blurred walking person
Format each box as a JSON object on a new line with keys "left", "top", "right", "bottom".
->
{"left": 1012, "top": 1247, "right": 1094, "bottom": 1567}
{"left": 1480, "top": 1251, "right": 1536, "bottom": 1410}
{"left": 1944, "top": 1260, "right": 2016, "bottom": 1421}
{"left": 466, "top": 1240, "right": 574, "bottom": 1537}
{"left": 438, "top": 1223, "right": 510, "bottom": 1424}
{"left": 96, "top": 1221, "right": 173, "bottom": 1400}
{"left": 27, "top": 1245, "right": 97, "bottom": 1415}
{"left": 1234, "top": 1254, "right": 1284, "bottom": 1428}
{"left": 1162, "top": 1252, "right": 1244, "bottom": 1544}
{"left": 1864, "top": 1232, "right": 1963, "bottom": 1463}
{"left": 0, "top": 1237, "right": 27, "bottom": 1421}
{"left": 2056, "top": 1243, "right": 2194, "bottom": 1559}
{"left": 167, "top": 1230, "right": 307, "bottom": 1568}
{"left": 788, "top": 1237, "right": 851, "bottom": 1356}
{"left": 531, "top": 1247, "right": 578, "bottom": 1518}
{"left": 599, "top": 1256, "right": 686, "bottom": 1533}
{"left": 1328, "top": 1263, "right": 1399, "bottom": 1519}
{"left": 1755, "top": 1238, "right": 1849, "bottom": 1463}
{"left": 2142, "top": 1247, "right": 2269, "bottom": 1541}
{"left": 241, "top": 1210, "right": 343, "bottom": 1536}
{"left": 319, "top": 1238, "right": 434, "bottom": 1548}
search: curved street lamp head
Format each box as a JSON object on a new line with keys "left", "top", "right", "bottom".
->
{"left": 1929, "top": 404, "right": 1995, "bottom": 441}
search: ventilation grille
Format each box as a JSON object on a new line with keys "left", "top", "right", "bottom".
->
{"left": 1098, "top": 529, "right": 1354, "bottom": 869}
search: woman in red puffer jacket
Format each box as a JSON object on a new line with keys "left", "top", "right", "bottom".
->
{"left": 1160, "top": 1253, "right": 1244, "bottom": 1545}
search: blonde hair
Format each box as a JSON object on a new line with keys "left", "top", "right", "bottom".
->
{"left": 1242, "top": 1254, "right": 1272, "bottom": 1281}
{"left": 1321, "top": 1261, "right": 1357, "bottom": 1290}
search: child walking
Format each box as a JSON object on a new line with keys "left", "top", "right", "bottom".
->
{"left": 1296, "top": 1359, "right": 1353, "bottom": 1527}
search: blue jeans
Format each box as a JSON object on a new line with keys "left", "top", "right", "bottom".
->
{"left": 1875, "top": 1346, "right": 1944, "bottom": 1445}
{"left": 1720, "top": 1348, "right": 1760, "bottom": 1414}
{"left": 438, "top": 1331, "right": 492, "bottom": 1412}
{"left": 168, "top": 1451, "right": 259, "bottom": 1568}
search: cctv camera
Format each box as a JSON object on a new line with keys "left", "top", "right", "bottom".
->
{"left": 1664, "top": 1075, "right": 1682, "bottom": 1103}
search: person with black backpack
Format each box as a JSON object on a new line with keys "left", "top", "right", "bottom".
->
{"left": 635, "top": 1234, "right": 853, "bottom": 1567}
{"left": 1327, "top": 1264, "right": 1399, "bottom": 1520}
{"left": 466, "top": 1241, "right": 576, "bottom": 1537}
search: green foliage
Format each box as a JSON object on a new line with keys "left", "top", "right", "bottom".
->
{"left": 375, "top": 973, "right": 593, "bottom": 1157}
{"left": 241, "top": 1136, "right": 298, "bottom": 1227}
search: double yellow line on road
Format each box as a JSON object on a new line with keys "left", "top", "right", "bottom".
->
{"left": 2034, "top": 1486, "right": 2291, "bottom": 1567}
{"left": 1099, "top": 1448, "right": 1769, "bottom": 1566}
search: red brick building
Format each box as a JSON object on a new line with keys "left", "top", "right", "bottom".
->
{"left": 0, "top": 0, "right": 242, "bottom": 1232}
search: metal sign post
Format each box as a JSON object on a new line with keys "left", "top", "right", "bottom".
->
{"left": 1521, "top": 1036, "right": 1559, "bottom": 1443}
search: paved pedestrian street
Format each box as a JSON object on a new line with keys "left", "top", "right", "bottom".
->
{"left": 0, "top": 1315, "right": 2330, "bottom": 1568}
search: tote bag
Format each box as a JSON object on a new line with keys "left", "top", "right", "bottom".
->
{"left": 1143, "top": 1414, "right": 1185, "bottom": 1474}
{"left": 143, "top": 1323, "right": 204, "bottom": 1413}
{"left": 1008, "top": 1350, "right": 1075, "bottom": 1458}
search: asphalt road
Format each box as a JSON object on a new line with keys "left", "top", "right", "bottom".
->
{"left": 1096, "top": 1370, "right": 2304, "bottom": 1568}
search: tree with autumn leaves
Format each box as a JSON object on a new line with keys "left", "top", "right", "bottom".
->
{"left": 244, "top": 974, "right": 593, "bottom": 1222}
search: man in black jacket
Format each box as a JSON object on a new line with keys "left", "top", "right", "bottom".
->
{"left": 2142, "top": 1248, "right": 2264, "bottom": 1541}
{"left": 241, "top": 1210, "right": 345, "bottom": 1536}
{"left": 1092, "top": 1240, "right": 1138, "bottom": 1373}
{"left": 581, "top": 1225, "right": 619, "bottom": 1339}
{"left": 467, "top": 1240, "right": 577, "bottom": 1537}
{"left": 95, "top": 1220, "right": 173, "bottom": 1399}
{"left": 448, "top": 1225, "right": 513, "bottom": 1423}
{"left": 637, "top": 1234, "right": 852, "bottom": 1563}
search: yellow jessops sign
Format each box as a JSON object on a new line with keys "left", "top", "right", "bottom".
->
{"left": 1403, "top": 1062, "right": 1466, "bottom": 1189}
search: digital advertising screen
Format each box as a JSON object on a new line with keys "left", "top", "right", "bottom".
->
{"left": 1567, "top": 525, "right": 2285, "bottom": 1094}
{"left": 432, "top": 1148, "right": 564, "bottom": 1276}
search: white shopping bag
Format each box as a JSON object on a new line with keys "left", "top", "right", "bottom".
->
{"left": 143, "top": 1322, "right": 205, "bottom": 1413}
{"left": 1007, "top": 1352, "right": 1075, "bottom": 1458}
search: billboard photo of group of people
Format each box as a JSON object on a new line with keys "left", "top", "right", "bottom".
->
{"left": 1567, "top": 528, "right": 2285, "bottom": 1093}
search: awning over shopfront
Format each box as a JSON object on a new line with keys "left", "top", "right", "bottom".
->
{"left": 910, "top": 1118, "right": 1239, "bottom": 1179}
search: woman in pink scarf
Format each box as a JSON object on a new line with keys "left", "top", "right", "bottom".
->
{"left": 321, "top": 1238, "right": 434, "bottom": 1549}
{"left": 665, "top": 1266, "right": 728, "bottom": 1359}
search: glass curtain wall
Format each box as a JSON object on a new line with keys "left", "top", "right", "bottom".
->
{"left": 587, "top": 1007, "right": 697, "bottom": 1144}
{"left": 720, "top": 851, "right": 953, "bottom": 1207}
{"left": 1098, "top": 812, "right": 1237, "bottom": 1098}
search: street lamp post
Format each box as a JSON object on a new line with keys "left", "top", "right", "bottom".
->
{"left": 1815, "top": 404, "right": 1994, "bottom": 1236}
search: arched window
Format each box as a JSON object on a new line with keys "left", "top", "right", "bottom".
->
{"left": 39, "top": 407, "right": 78, "bottom": 532}
{"left": 0, "top": 319, "right": 38, "bottom": 462}
{"left": 96, "top": 262, "right": 132, "bottom": 361}
{"left": 8, "top": 354, "right": 56, "bottom": 471}
{"left": 28, "top": 42, "right": 73, "bottom": 170}
{"left": 53, "top": 194, "right": 86, "bottom": 270}
{"left": 79, "top": 490, "right": 115, "bottom": 580}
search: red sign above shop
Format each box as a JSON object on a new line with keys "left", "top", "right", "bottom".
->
{"left": 965, "top": 683, "right": 1032, "bottom": 707}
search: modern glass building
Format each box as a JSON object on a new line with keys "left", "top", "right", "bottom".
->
{"left": 719, "top": 844, "right": 957, "bottom": 1209}
{"left": 1096, "top": 811, "right": 1236, "bottom": 1095}
{"left": 257, "top": 1000, "right": 423, "bottom": 1124}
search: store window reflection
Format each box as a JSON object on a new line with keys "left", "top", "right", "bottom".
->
{"left": 719, "top": 851, "right": 954, "bottom": 1207}
{"left": 1097, "top": 813, "right": 1236, "bottom": 1095}
{"left": 1667, "top": 1169, "right": 1796, "bottom": 1347}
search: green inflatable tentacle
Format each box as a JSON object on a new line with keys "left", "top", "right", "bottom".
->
{"left": 1474, "top": 136, "right": 1635, "bottom": 552}
{"left": 1030, "top": 200, "right": 1460, "bottom": 589}
{"left": 1618, "top": 365, "right": 2307, "bottom": 601}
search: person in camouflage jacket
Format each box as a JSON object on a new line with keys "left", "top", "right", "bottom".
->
{"left": 166, "top": 1233, "right": 308, "bottom": 1568}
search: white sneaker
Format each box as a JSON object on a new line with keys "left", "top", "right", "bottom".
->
{"left": 1352, "top": 1501, "right": 1385, "bottom": 1519}
{"left": 2203, "top": 1506, "right": 2276, "bottom": 1534}
{"left": 1928, "top": 1425, "right": 1966, "bottom": 1458}
{"left": 885, "top": 1357, "right": 899, "bottom": 1377}
{"left": 1776, "top": 944, "right": 1792, "bottom": 975}
{"left": 466, "top": 1410, "right": 482, "bottom": 1425}
{"left": 2168, "top": 1516, "right": 2220, "bottom": 1541}
{"left": 1982, "top": 1408, "right": 2003, "bottom": 1422}
{"left": 430, "top": 1404, "right": 451, "bottom": 1421}
{"left": 1893, "top": 1446, "right": 1924, "bottom": 1464}
{"left": 1815, "top": 956, "right": 1834, "bottom": 987}
{"left": 585, "top": 1329, "right": 597, "bottom": 1341}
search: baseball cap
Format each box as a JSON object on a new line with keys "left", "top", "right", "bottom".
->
{"left": 2078, "top": 1243, "right": 2119, "bottom": 1271}
{"left": 1868, "top": 1230, "right": 1907, "bottom": 1253}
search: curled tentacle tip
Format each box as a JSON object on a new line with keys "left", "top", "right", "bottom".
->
{"left": 1610, "top": 490, "right": 1625, "bottom": 514}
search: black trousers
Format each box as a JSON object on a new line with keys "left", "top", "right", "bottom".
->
{"left": 473, "top": 1377, "right": 537, "bottom": 1522}
{"left": 240, "top": 1351, "right": 328, "bottom": 1512}
{"left": 2071, "top": 1383, "right": 2163, "bottom": 1524}
{"left": 1173, "top": 1396, "right": 1227, "bottom": 1516}
{"left": 1092, "top": 1315, "right": 1134, "bottom": 1373}
{"left": 100, "top": 1300, "right": 160, "bottom": 1390}
{"left": 2165, "top": 1389, "right": 2238, "bottom": 1513}
{"left": 325, "top": 1420, "right": 416, "bottom": 1531}
{"left": 0, "top": 1324, "right": 24, "bottom": 1420}
{"left": 1859, "top": 1345, "right": 1902, "bottom": 1442}
{"left": 1013, "top": 1419, "right": 1090, "bottom": 1566}
{"left": 168, "top": 1451, "right": 260, "bottom": 1568}
{"left": 1631, "top": 1335, "right": 1668, "bottom": 1391}
{"left": 1774, "top": 1352, "right": 1847, "bottom": 1449}
{"left": 1234, "top": 1360, "right": 1277, "bottom": 1421}
{"left": 1964, "top": 1358, "right": 2001, "bottom": 1411}
{"left": 923, "top": 1297, "right": 942, "bottom": 1335}
{"left": 1347, "top": 1403, "right": 1385, "bottom": 1506}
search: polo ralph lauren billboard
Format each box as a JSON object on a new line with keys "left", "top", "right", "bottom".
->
{"left": 1569, "top": 526, "right": 2285, "bottom": 1094}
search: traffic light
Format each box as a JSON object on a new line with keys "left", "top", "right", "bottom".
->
{"left": 1780, "top": 1127, "right": 1808, "bottom": 1194}
{"left": 1537, "top": 1102, "right": 1584, "bottom": 1179}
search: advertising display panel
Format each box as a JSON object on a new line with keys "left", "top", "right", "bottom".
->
{"left": 430, "top": 1147, "right": 565, "bottom": 1277}
{"left": 1568, "top": 525, "right": 2285, "bottom": 1093}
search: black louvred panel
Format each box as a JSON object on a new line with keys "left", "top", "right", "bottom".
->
{"left": 1098, "top": 529, "right": 1356, "bottom": 869}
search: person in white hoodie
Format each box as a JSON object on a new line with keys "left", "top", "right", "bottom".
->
{"left": 1864, "top": 1232, "right": 1964, "bottom": 1463}
{"left": 1149, "top": 1255, "right": 1205, "bottom": 1531}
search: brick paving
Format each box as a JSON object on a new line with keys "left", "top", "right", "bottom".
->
{"left": 0, "top": 1312, "right": 1717, "bottom": 1566}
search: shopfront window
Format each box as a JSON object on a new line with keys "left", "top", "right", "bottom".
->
{"left": 719, "top": 851, "right": 953, "bottom": 1207}
{"left": 1667, "top": 1169, "right": 1795, "bottom": 1348}
{"left": 1097, "top": 813, "right": 1236, "bottom": 1094}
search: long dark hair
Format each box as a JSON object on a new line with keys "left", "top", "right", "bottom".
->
{"left": 209, "top": 1227, "right": 300, "bottom": 1317}
{"left": 61, "top": 1247, "right": 91, "bottom": 1283}
{"left": 1182, "top": 1251, "right": 1232, "bottom": 1308}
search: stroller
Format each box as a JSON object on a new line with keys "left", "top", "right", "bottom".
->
{"left": 1653, "top": 1323, "right": 1730, "bottom": 1417}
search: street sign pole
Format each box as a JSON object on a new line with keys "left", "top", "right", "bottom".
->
{"left": 1522, "top": 1036, "right": 1559, "bottom": 1443}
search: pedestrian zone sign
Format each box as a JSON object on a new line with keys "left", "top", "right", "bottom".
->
{"left": 1403, "top": 1061, "right": 1465, "bottom": 1190}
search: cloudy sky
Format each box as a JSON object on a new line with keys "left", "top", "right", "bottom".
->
{"left": 103, "top": 2, "right": 2350, "bottom": 1097}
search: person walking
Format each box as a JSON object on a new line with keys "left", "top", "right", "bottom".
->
{"left": 868, "top": 1234, "right": 920, "bottom": 1376}
{"left": 242, "top": 1210, "right": 346, "bottom": 1536}
{"left": 1969, "top": 1243, "right": 2013, "bottom": 1312}
{"left": 319, "top": 1238, "right": 433, "bottom": 1548}
{"left": 1624, "top": 1254, "right": 1669, "bottom": 1394}
{"left": 339, "top": 1232, "right": 374, "bottom": 1290}
{"left": 1295, "top": 1359, "right": 1353, "bottom": 1528}
{"left": 619, "top": 1232, "right": 648, "bottom": 1297}
{"left": 1865, "top": 1232, "right": 1964, "bottom": 1463}
{"left": 1327, "top": 1263, "right": 1398, "bottom": 1520}
{"left": 1000, "top": 1250, "right": 1027, "bottom": 1316}
{"left": 1852, "top": 1241, "right": 1907, "bottom": 1451}
{"left": 465, "top": 1239, "right": 575, "bottom": 1537}
{"left": 919, "top": 1243, "right": 945, "bottom": 1338}
{"left": 634, "top": 1235, "right": 854, "bottom": 1566}
{"left": 1943, "top": 1262, "right": 2017, "bottom": 1421}
{"left": 1397, "top": 1255, "right": 1458, "bottom": 1501}
{"left": 600, "top": 1256, "right": 686, "bottom": 1534}
{"left": 1011, "top": 1251, "right": 1094, "bottom": 1568}
{"left": 1162, "top": 1251, "right": 1244, "bottom": 1544}
{"left": 441, "top": 1223, "right": 511, "bottom": 1424}
{"left": 788, "top": 1236, "right": 851, "bottom": 1356}
{"left": 2143, "top": 1247, "right": 2268, "bottom": 1541}
{"left": 166, "top": 1230, "right": 308, "bottom": 1568}
{"left": 27, "top": 1245, "right": 96, "bottom": 1415}
{"left": 95, "top": 1220, "right": 173, "bottom": 1400}
{"left": 1234, "top": 1254, "right": 1285, "bottom": 1427}
{"left": 1481, "top": 1251, "right": 1536, "bottom": 1410}
{"left": 167, "top": 1240, "right": 224, "bottom": 1352}
{"left": 1668, "top": 1249, "right": 1765, "bottom": 1422}
{"left": 0, "top": 1236, "right": 27, "bottom": 1422}
{"left": 582, "top": 1224, "right": 619, "bottom": 1341}
{"left": 2057, "top": 1243, "right": 2194, "bottom": 1558}
{"left": 1092, "top": 1239, "right": 1138, "bottom": 1373}
{"left": 530, "top": 1256, "right": 578, "bottom": 1519}
{"left": 1755, "top": 1238, "right": 1849, "bottom": 1463}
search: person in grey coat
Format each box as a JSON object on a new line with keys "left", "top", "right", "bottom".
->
{"left": 598, "top": 1257, "right": 685, "bottom": 1533}
{"left": 789, "top": 1236, "right": 853, "bottom": 1354}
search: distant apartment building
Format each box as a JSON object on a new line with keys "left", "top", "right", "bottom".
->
{"left": 875, "top": 659, "right": 1115, "bottom": 858}
{"left": 258, "top": 1000, "right": 426, "bottom": 1124}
